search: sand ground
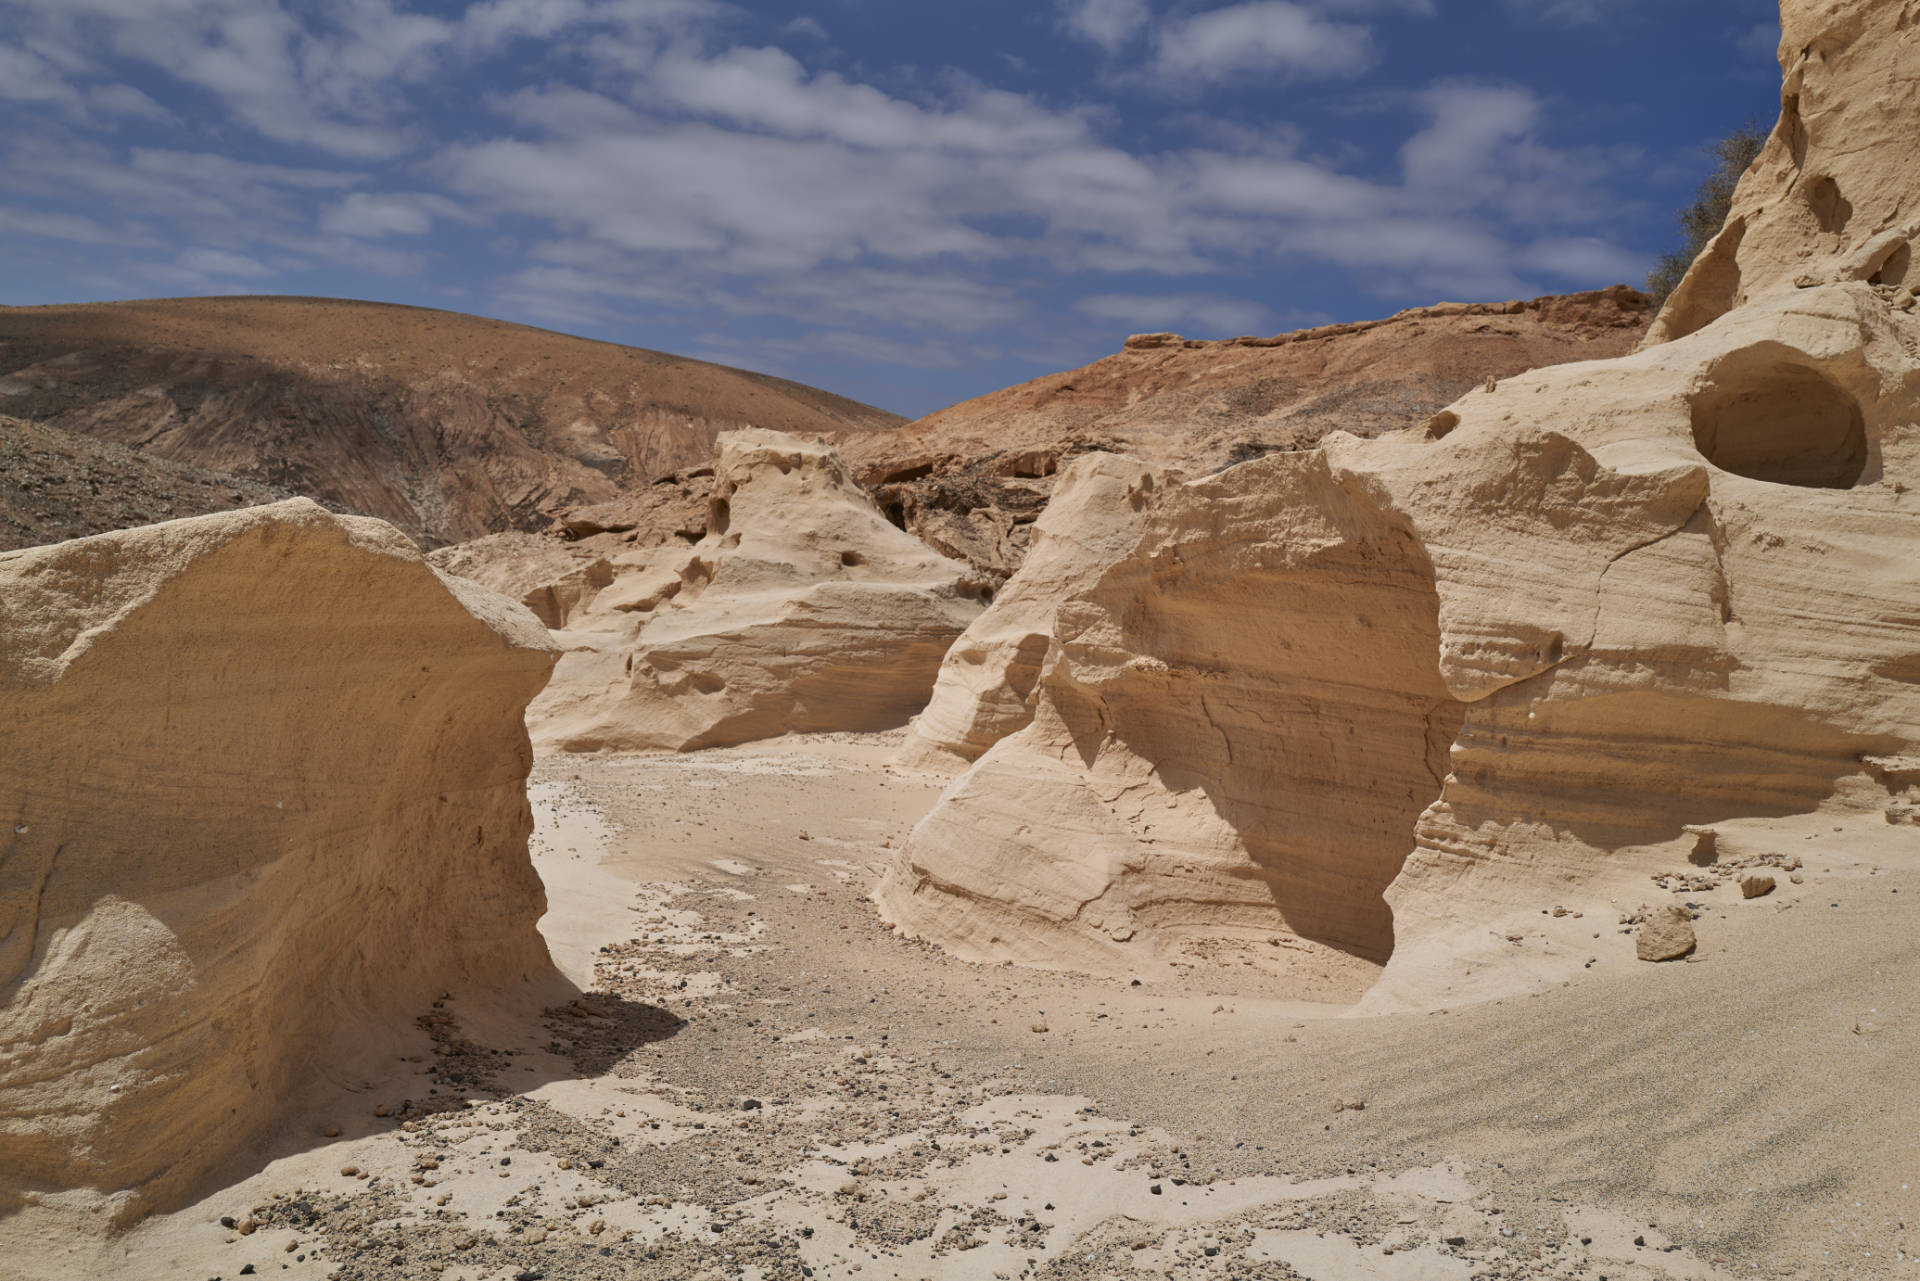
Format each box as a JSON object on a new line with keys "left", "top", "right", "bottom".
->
{"left": 19, "top": 731, "right": 1917, "bottom": 1281}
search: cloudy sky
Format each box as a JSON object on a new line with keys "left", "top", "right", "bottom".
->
{"left": 4, "top": 0, "right": 1780, "bottom": 416}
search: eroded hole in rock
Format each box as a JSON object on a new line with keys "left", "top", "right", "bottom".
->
{"left": 1689, "top": 360, "right": 1866, "bottom": 488}
{"left": 840, "top": 549, "right": 866, "bottom": 567}
{"left": 1871, "top": 241, "right": 1912, "bottom": 286}
{"left": 707, "top": 495, "right": 730, "bottom": 537}
{"left": 1805, "top": 174, "right": 1852, "bottom": 234}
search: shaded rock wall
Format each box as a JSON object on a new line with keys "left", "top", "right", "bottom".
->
{"left": 0, "top": 499, "right": 558, "bottom": 1221}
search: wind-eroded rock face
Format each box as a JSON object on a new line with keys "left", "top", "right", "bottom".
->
{"left": 530, "top": 430, "right": 987, "bottom": 753}
{"left": 0, "top": 499, "right": 558, "bottom": 1221}
{"left": 899, "top": 452, "right": 1168, "bottom": 770}
{"left": 1648, "top": 0, "right": 1920, "bottom": 344}
{"left": 876, "top": 281, "right": 1920, "bottom": 1007}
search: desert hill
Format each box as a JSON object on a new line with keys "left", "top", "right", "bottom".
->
{"left": 0, "top": 296, "right": 904, "bottom": 547}
{"left": 0, "top": 413, "right": 294, "bottom": 551}
{"left": 831, "top": 286, "right": 1653, "bottom": 575}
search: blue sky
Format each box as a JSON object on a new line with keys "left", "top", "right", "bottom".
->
{"left": 3, "top": 0, "right": 1781, "bottom": 417}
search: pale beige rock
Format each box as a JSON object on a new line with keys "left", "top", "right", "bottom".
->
{"left": 530, "top": 430, "right": 987, "bottom": 752}
{"left": 1741, "top": 875, "right": 1777, "bottom": 899}
{"left": 877, "top": 277, "right": 1920, "bottom": 1005}
{"left": 0, "top": 499, "right": 558, "bottom": 1222}
{"left": 1636, "top": 908, "right": 1698, "bottom": 962}
{"left": 1647, "top": 0, "right": 1920, "bottom": 345}
{"left": 899, "top": 453, "right": 1166, "bottom": 769}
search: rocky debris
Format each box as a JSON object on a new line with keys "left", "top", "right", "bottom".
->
{"left": 899, "top": 452, "right": 1166, "bottom": 768}
{"left": 833, "top": 288, "right": 1652, "bottom": 578}
{"left": 877, "top": 85, "right": 1920, "bottom": 1007}
{"left": 1636, "top": 908, "right": 1699, "bottom": 962}
{"left": 0, "top": 412, "right": 294, "bottom": 551}
{"left": 1651, "top": 852, "right": 1801, "bottom": 895}
{"left": 1740, "top": 874, "right": 1777, "bottom": 899}
{"left": 0, "top": 296, "right": 901, "bottom": 547}
{"left": 0, "top": 499, "right": 558, "bottom": 1223}
{"left": 1646, "top": 0, "right": 1920, "bottom": 345}
{"left": 527, "top": 430, "right": 988, "bottom": 752}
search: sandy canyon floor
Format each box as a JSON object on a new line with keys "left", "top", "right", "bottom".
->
{"left": 25, "top": 732, "right": 1918, "bottom": 1281}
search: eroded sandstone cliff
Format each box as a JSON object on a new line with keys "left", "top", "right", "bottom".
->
{"left": 0, "top": 499, "right": 558, "bottom": 1221}
{"left": 529, "top": 430, "right": 987, "bottom": 752}
{"left": 1647, "top": 0, "right": 1920, "bottom": 344}
{"left": 878, "top": 275, "right": 1920, "bottom": 1006}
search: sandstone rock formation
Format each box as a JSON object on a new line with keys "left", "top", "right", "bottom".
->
{"left": 0, "top": 499, "right": 558, "bottom": 1221}
{"left": 899, "top": 452, "right": 1166, "bottom": 769}
{"left": 877, "top": 273, "right": 1920, "bottom": 1006}
{"left": 0, "top": 297, "right": 902, "bottom": 547}
{"left": 1647, "top": 0, "right": 1920, "bottom": 346}
{"left": 834, "top": 288, "right": 1652, "bottom": 579}
{"left": 529, "top": 430, "right": 987, "bottom": 752}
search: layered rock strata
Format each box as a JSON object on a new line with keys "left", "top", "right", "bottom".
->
{"left": 530, "top": 430, "right": 987, "bottom": 752}
{"left": 899, "top": 452, "right": 1166, "bottom": 769}
{"left": 0, "top": 499, "right": 557, "bottom": 1221}
{"left": 876, "top": 279, "right": 1920, "bottom": 1005}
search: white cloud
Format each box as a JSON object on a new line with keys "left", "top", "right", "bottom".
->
{"left": 0, "top": 43, "right": 80, "bottom": 103}
{"left": 319, "top": 191, "right": 436, "bottom": 236}
{"left": 1401, "top": 83, "right": 1539, "bottom": 198}
{"left": 1151, "top": 2, "right": 1374, "bottom": 84}
{"left": 177, "top": 246, "right": 275, "bottom": 277}
{"left": 1076, "top": 292, "right": 1269, "bottom": 336}
{"left": 1059, "top": 0, "right": 1151, "bottom": 54}
{"left": 1514, "top": 235, "right": 1646, "bottom": 283}
{"left": 1503, "top": 0, "right": 1636, "bottom": 24}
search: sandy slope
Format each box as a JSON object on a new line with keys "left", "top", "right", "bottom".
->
{"left": 19, "top": 733, "right": 1911, "bottom": 1281}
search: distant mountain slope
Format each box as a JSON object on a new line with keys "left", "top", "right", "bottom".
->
{"left": 0, "top": 297, "right": 903, "bottom": 547}
{"left": 831, "top": 286, "right": 1654, "bottom": 575}
{"left": 0, "top": 414, "right": 294, "bottom": 552}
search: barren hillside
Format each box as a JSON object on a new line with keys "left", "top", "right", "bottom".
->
{"left": 0, "top": 297, "right": 904, "bottom": 547}
{"left": 832, "top": 286, "right": 1654, "bottom": 574}
{"left": 0, "top": 413, "right": 294, "bottom": 551}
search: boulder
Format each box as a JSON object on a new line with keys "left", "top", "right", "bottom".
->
{"left": 1740, "top": 874, "right": 1777, "bottom": 899}
{"left": 899, "top": 452, "right": 1166, "bottom": 769}
{"left": 1636, "top": 908, "right": 1699, "bottom": 962}
{"left": 0, "top": 499, "right": 558, "bottom": 1222}
{"left": 529, "top": 429, "right": 987, "bottom": 752}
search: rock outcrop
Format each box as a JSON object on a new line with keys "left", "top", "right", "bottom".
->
{"left": 0, "top": 499, "right": 558, "bottom": 1221}
{"left": 529, "top": 430, "right": 987, "bottom": 752}
{"left": 877, "top": 275, "right": 1920, "bottom": 1006}
{"left": 834, "top": 288, "right": 1653, "bottom": 579}
{"left": 1646, "top": 0, "right": 1920, "bottom": 344}
{"left": 899, "top": 452, "right": 1166, "bottom": 769}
